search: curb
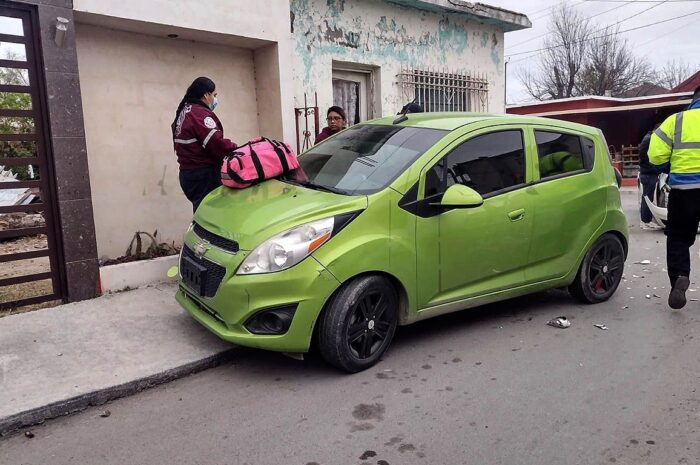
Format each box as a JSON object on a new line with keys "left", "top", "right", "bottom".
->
{"left": 0, "top": 348, "right": 237, "bottom": 438}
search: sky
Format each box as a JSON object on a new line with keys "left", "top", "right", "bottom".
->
{"left": 487, "top": 0, "right": 700, "bottom": 104}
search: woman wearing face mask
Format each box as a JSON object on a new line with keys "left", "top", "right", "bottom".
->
{"left": 172, "top": 76, "right": 238, "bottom": 212}
{"left": 315, "top": 106, "right": 347, "bottom": 144}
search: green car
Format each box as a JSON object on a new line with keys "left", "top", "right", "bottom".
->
{"left": 176, "top": 113, "right": 628, "bottom": 372}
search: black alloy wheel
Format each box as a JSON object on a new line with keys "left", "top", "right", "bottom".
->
{"left": 346, "top": 291, "right": 393, "bottom": 360}
{"left": 317, "top": 275, "right": 399, "bottom": 373}
{"left": 570, "top": 234, "right": 625, "bottom": 304}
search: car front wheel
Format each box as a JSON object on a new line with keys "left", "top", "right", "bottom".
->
{"left": 569, "top": 233, "right": 625, "bottom": 304}
{"left": 317, "top": 275, "right": 398, "bottom": 373}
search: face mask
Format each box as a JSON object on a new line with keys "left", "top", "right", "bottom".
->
{"left": 209, "top": 97, "right": 218, "bottom": 111}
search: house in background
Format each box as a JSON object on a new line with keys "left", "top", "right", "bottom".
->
{"left": 0, "top": 0, "right": 529, "bottom": 308}
{"left": 289, "top": 0, "right": 530, "bottom": 150}
{"left": 506, "top": 82, "right": 695, "bottom": 178}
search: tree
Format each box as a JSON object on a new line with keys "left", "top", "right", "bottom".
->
{"left": 0, "top": 56, "right": 34, "bottom": 181}
{"left": 656, "top": 59, "right": 696, "bottom": 90}
{"left": 518, "top": 3, "right": 661, "bottom": 100}
{"left": 577, "top": 25, "right": 656, "bottom": 97}
{"left": 518, "top": 3, "right": 590, "bottom": 100}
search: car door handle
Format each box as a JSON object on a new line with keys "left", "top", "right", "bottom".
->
{"left": 508, "top": 209, "right": 525, "bottom": 221}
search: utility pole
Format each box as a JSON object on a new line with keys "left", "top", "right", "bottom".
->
{"left": 504, "top": 57, "right": 511, "bottom": 111}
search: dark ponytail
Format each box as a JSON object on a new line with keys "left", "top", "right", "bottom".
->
{"left": 173, "top": 76, "right": 216, "bottom": 127}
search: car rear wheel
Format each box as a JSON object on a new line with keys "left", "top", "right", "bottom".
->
{"left": 317, "top": 275, "right": 398, "bottom": 373}
{"left": 569, "top": 234, "right": 625, "bottom": 304}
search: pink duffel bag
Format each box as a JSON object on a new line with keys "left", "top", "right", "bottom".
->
{"left": 221, "top": 137, "right": 300, "bottom": 189}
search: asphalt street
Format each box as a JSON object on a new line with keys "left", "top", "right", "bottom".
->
{"left": 2, "top": 191, "right": 699, "bottom": 465}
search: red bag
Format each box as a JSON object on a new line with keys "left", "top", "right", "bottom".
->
{"left": 221, "top": 137, "right": 299, "bottom": 189}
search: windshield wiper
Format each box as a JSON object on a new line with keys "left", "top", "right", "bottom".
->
{"left": 299, "top": 181, "right": 351, "bottom": 195}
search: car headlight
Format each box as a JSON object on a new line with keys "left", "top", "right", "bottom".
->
{"left": 237, "top": 217, "right": 335, "bottom": 275}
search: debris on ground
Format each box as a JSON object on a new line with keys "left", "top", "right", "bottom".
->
{"left": 546, "top": 316, "right": 571, "bottom": 329}
{"left": 24, "top": 431, "right": 34, "bottom": 438}
{"left": 594, "top": 324, "right": 608, "bottom": 330}
{"left": 100, "top": 230, "right": 179, "bottom": 266}
{"left": 635, "top": 260, "right": 651, "bottom": 265}
{"left": 645, "top": 295, "right": 651, "bottom": 299}
{"left": 99, "top": 410, "right": 111, "bottom": 418}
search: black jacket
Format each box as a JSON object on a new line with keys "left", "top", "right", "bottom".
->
{"left": 638, "top": 132, "right": 657, "bottom": 175}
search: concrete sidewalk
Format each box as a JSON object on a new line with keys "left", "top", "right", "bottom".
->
{"left": 0, "top": 284, "right": 234, "bottom": 436}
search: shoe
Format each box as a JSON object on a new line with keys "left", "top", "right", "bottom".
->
{"left": 640, "top": 222, "right": 663, "bottom": 230}
{"left": 669, "top": 276, "right": 690, "bottom": 309}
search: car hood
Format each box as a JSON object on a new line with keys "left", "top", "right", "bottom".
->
{"left": 193, "top": 180, "right": 368, "bottom": 251}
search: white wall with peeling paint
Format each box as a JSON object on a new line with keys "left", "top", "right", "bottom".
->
{"left": 291, "top": 0, "right": 506, "bottom": 134}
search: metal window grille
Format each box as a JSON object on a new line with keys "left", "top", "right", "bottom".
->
{"left": 397, "top": 66, "right": 489, "bottom": 113}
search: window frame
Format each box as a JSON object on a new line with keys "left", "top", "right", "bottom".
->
{"left": 530, "top": 127, "right": 597, "bottom": 184}
{"left": 420, "top": 127, "right": 529, "bottom": 202}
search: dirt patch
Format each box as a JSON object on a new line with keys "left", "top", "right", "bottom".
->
{"left": 0, "top": 234, "right": 55, "bottom": 313}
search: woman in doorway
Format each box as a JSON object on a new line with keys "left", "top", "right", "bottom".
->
{"left": 172, "top": 76, "right": 238, "bottom": 212}
{"left": 315, "top": 106, "right": 347, "bottom": 144}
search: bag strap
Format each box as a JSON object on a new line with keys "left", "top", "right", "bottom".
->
{"left": 260, "top": 136, "right": 290, "bottom": 172}
{"left": 248, "top": 144, "right": 265, "bottom": 182}
{"left": 225, "top": 157, "right": 249, "bottom": 185}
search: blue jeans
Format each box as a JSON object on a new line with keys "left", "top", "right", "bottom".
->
{"left": 639, "top": 173, "right": 658, "bottom": 223}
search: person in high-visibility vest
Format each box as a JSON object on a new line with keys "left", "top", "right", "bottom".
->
{"left": 648, "top": 85, "right": 700, "bottom": 309}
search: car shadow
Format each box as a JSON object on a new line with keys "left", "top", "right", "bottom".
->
{"left": 217, "top": 289, "right": 583, "bottom": 378}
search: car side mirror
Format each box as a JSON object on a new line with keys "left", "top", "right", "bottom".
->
{"left": 439, "top": 184, "right": 483, "bottom": 208}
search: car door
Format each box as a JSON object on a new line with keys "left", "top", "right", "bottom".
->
{"left": 524, "top": 127, "right": 607, "bottom": 282}
{"left": 414, "top": 127, "right": 535, "bottom": 309}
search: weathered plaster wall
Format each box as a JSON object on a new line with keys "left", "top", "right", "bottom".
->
{"left": 73, "top": 0, "right": 296, "bottom": 144}
{"left": 290, "top": 0, "right": 506, "bottom": 122}
{"left": 75, "top": 24, "right": 260, "bottom": 258}
{"left": 73, "top": 0, "right": 288, "bottom": 43}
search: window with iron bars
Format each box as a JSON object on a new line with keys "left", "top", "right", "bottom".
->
{"left": 397, "top": 67, "right": 489, "bottom": 113}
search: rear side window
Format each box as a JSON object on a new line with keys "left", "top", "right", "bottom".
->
{"left": 535, "top": 131, "right": 593, "bottom": 180}
{"left": 427, "top": 130, "right": 525, "bottom": 197}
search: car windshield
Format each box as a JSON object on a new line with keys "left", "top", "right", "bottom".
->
{"left": 284, "top": 124, "right": 447, "bottom": 195}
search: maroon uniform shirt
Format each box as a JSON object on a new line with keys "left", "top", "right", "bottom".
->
{"left": 172, "top": 101, "right": 237, "bottom": 170}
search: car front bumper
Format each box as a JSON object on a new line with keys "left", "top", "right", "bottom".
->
{"left": 176, "top": 245, "right": 341, "bottom": 353}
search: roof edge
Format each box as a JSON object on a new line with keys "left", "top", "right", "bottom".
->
{"left": 506, "top": 91, "right": 693, "bottom": 109}
{"left": 386, "top": 0, "right": 531, "bottom": 32}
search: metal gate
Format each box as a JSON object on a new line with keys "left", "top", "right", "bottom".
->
{"left": 0, "top": 4, "right": 65, "bottom": 310}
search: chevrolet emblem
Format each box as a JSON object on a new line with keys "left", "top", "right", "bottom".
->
{"left": 193, "top": 241, "right": 209, "bottom": 259}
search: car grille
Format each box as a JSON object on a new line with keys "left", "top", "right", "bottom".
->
{"left": 181, "top": 245, "right": 226, "bottom": 298}
{"left": 193, "top": 222, "right": 239, "bottom": 253}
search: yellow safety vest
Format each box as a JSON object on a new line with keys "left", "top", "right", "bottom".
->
{"left": 649, "top": 108, "right": 700, "bottom": 188}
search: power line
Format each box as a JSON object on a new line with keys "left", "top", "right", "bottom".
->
{"left": 583, "top": 0, "right": 700, "bottom": 2}
{"left": 527, "top": 1, "right": 587, "bottom": 24}
{"left": 506, "top": 8, "right": 698, "bottom": 59}
{"left": 506, "top": 0, "right": 635, "bottom": 51}
{"left": 634, "top": 14, "right": 698, "bottom": 48}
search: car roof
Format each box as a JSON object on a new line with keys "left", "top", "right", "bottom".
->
{"left": 368, "top": 112, "right": 598, "bottom": 134}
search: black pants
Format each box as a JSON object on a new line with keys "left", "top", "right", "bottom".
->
{"left": 666, "top": 189, "right": 700, "bottom": 285}
{"left": 179, "top": 166, "right": 221, "bottom": 213}
{"left": 639, "top": 173, "right": 657, "bottom": 223}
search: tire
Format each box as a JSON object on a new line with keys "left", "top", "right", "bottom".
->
{"left": 317, "top": 275, "right": 399, "bottom": 373}
{"left": 569, "top": 234, "right": 625, "bottom": 304}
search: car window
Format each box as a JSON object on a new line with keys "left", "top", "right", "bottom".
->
{"left": 535, "top": 131, "right": 591, "bottom": 179}
{"left": 286, "top": 125, "right": 447, "bottom": 195}
{"left": 425, "top": 130, "right": 526, "bottom": 198}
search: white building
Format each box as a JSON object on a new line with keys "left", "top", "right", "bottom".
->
{"left": 2, "top": 0, "right": 529, "bottom": 304}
